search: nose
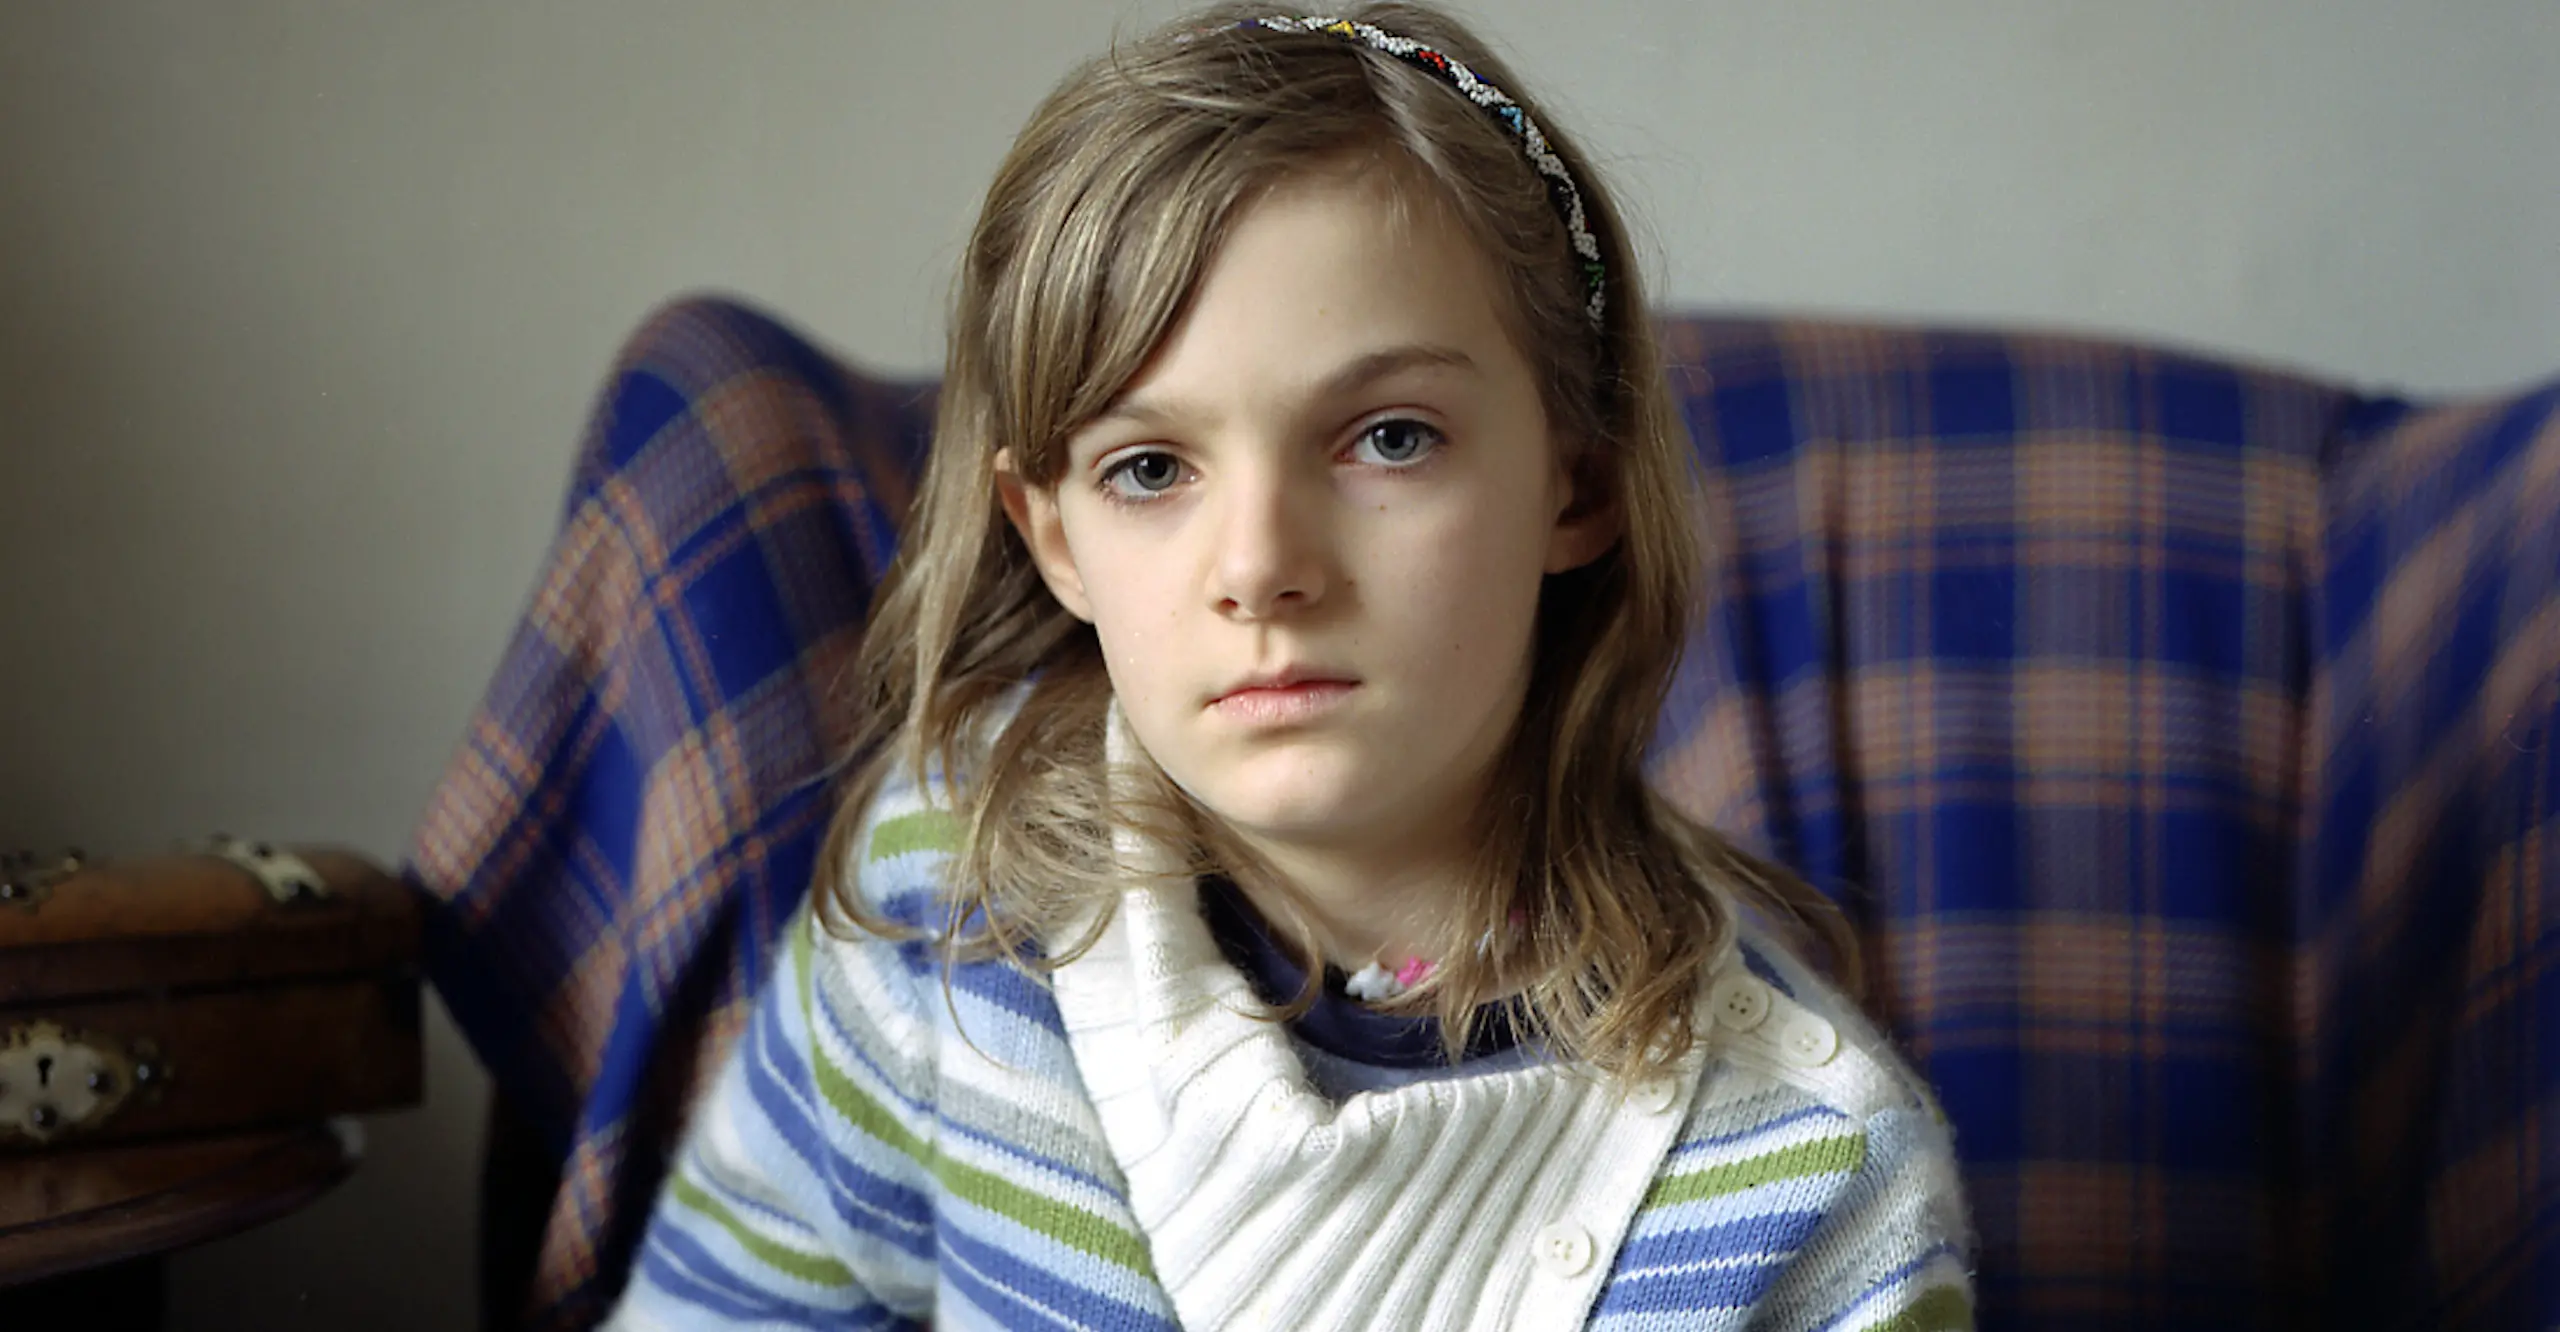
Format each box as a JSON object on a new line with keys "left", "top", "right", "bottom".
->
{"left": 1208, "top": 459, "right": 1329, "bottom": 620}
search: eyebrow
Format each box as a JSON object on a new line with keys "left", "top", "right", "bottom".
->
{"left": 1089, "top": 342, "right": 1480, "bottom": 432}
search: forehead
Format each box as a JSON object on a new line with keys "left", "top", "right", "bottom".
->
{"left": 1093, "top": 166, "right": 1534, "bottom": 429}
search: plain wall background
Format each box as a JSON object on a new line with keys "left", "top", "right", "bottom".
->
{"left": 2, "top": 1, "right": 2553, "bottom": 1326}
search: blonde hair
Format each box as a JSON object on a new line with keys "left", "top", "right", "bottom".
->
{"left": 817, "top": 0, "right": 1852, "bottom": 1082}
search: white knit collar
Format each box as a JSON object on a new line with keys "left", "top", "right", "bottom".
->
{"left": 1045, "top": 702, "right": 1699, "bottom": 1330}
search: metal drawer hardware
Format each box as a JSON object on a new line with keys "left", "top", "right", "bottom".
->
{"left": 0, "top": 1021, "right": 167, "bottom": 1145}
{"left": 0, "top": 848, "right": 83, "bottom": 909}
{"left": 205, "top": 836, "right": 330, "bottom": 905}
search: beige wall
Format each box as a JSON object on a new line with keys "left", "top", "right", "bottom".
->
{"left": 1, "top": 1, "right": 2553, "bottom": 1326}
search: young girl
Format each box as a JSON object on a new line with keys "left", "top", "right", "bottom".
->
{"left": 608, "top": 5, "right": 1972, "bottom": 1329}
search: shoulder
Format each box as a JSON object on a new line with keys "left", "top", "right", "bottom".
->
{"left": 826, "top": 680, "right": 1036, "bottom": 930}
{"left": 798, "top": 686, "right": 1078, "bottom": 1058}
{"left": 1677, "top": 923, "right": 1968, "bottom": 1215}
{"left": 1614, "top": 932, "right": 1974, "bottom": 1326}
{"left": 789, "top": 733, "right": 979, "bottom": 1048}
{"left": 1665, "top": 923, "right": 1973, "bottom": 1257}
{"left": 1617, "top": 932, "right": 1976, "bottom": 1321}
{"left": 1690, "top": 924, "right": 1939, "bottom": 1126}
{"left": 841, "top": 759, "right": 970, "bottom": 925}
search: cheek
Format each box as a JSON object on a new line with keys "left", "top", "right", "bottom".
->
{"left": 1384, "top": 502, "right": 1554, "bottom": 645}
{"left": 1072, "top": 538, "right": 1189, "bottom": 693}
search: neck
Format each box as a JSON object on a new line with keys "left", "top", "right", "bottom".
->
{"left": 1214, "top": 738, "right": 1505, "bottom": 974}
{"left": 1223, "top": 821, "right": 1472, "bottom": 971}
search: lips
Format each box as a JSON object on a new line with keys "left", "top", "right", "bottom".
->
{"left": 1212, "top": 666, "right": 1358, "bottom": 702}
{"left": 1209, "top": 668, "right": 1360, "bottom": 726}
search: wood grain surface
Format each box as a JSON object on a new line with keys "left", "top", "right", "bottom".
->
{"left": 0, "top": 1120, "right": 358, "bottom": 1285}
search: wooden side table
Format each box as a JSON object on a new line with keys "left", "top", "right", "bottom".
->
{"left": 0, "top": 1120, "right": 360, "bottom": 1328}
{"left": 0, "top": 1119, "right": 361, "bottom": 1285}
{"left": 0, "top": 843, "right": 421, "bottom": 1326}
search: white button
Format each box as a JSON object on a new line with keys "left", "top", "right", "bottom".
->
{"left": 1633, "top": 1078, "right": 1680, "bottom": 1115}
{"left": 1532, "top": 1222, "right": 1594, "bottom": 1277}
{"left": 1775, "top": 1012, "right": 1839, "bottom": 1067}
{"left": 1711, "top": 975, "right": 1771, "bottom": 1032}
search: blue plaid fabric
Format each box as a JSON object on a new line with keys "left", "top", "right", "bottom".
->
{"left": 407, "top": 297, "right": 2560, "bottom": 1330}
{"left": 408, "top": 299, "right": 934, "bottom": 1329}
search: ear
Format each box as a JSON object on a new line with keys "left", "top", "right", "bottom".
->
{"left": 1542, "top": 444, "right": 1622, "bottom": 574}
{"left": 994, "top": 448, "right": 1096, "bottom": 622}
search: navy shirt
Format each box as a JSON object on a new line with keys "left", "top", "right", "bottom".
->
{"left": 1196, "top": 875, "right": 1524, "bottom": 1071}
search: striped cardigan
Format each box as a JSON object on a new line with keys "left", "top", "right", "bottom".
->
{"left": 605, "top": 761, "right": 1976, "bottom": 1330}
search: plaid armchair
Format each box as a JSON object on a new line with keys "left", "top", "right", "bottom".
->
{"left": 409, "top": 295, "right": 2560, "bottom": 1331}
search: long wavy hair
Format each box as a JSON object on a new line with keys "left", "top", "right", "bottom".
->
{"left": 816, "top": 0, "right": 1852, "bottom": 1082}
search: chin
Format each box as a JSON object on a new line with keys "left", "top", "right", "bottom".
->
{"left": 1182, "top": 761, "right": 1380, "bottom": 846}
{"left": 1194, "top": 783, "right": 1359, "bottom": 837}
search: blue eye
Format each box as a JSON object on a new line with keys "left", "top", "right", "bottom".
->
{"left": 1351, "top": 419, "right": 1442, "bottom": 466}
{"left": 1099, "top": 450, "right": 1185, "bottom": 502}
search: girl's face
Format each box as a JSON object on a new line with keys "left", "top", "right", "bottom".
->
{"left": 1001, "top": 166, "right": 1615, "bottom": 876}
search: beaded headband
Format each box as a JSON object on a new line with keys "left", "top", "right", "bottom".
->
{"left": 1225, "top": 15, "right": 1608, "bottom": 327}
